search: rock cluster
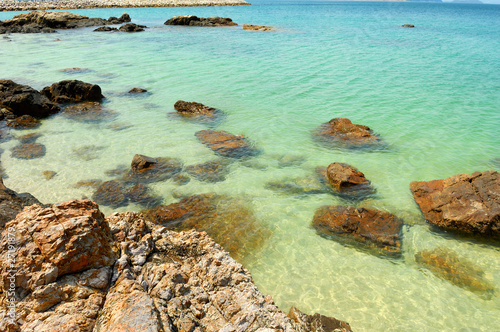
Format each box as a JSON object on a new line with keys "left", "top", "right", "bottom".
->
{"left": 165, "top": 15, "right": 237, "bottom": 26}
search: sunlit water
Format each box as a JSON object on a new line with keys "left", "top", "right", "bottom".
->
{"left": 1, "top": 1, "right": 500, "bottom": 331}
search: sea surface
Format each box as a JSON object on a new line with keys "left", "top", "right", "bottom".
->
{"left": 1, "top": 1, "right": 500, "bottom": 330}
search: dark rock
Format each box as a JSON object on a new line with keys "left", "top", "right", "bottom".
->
{"left": 11, "top": 142, "right": 46, "bottom": 159}
{"left": 119, "top": 23, "right": 146, "bottom": 32}
{"left": 0, "top": 107, "right": 16, "bottom": 120}
{"left": 94, "top": 26, "right": 118, "bottom": 32}
{"left": 41, "top": 80, "right": 104, "bottom": 104}
{"left": 402, "top": 24, "right": 415, "bottom": 28}
{"left": 312, "top": 205, "right": 403, "bottom": 256}
{"left": 415, "top": 247, "right": 494, "bottom": 296}
{"left": 62, "top": 102, "right": 115, "bottom": 122}
{"left": 288, "top": 306, "right": 353, "bottom": 332}
{"left": 128, "top": 87, "right": 147, "bottom": 93}
{"left": 107, "top": 13, "right": 131, "bottom": 24}
{"left": 125, "top": 154, "right": 183, "bottom": 184}
{"left": 0, "top": 79, "right": 60, "bottom": 118}
{"left": 92, "top": 180, "right": 128, "bottom": 208}
{"left": 313, "top": 117, "right": 384, "bottom": 149}
{"left": 42, "top": 170, "right": 57, "bottom": 180}
{"left": 410, "top": 171, "right": 500, "bottom": 239}
{"left": 0, "top": 177, "right": 42, "bottom": 229}
{"left": 165, "top": 15, "right": 237, "bottom": 27}
{"left": 243, "top": 24, "right": 273, "bottom": 31}
{"left": 316, "top": 162, "right": 376, "bottom": 198}
{"left": 6, "top": 115, "right": 41, "bottom": 129}
{"left": 195, "top": 129, "right": 258, "bottom": 158}
{"left": 186, "top": 160, "right": 230, "bottom": 183}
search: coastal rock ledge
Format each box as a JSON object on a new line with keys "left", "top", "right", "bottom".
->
{"left": 0, "top": 199, "right": 351, "bottom": 331}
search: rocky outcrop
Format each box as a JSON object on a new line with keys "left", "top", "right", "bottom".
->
{"left": 41, "top": 80, "right": 104, "bottom": 104}
{"left": 0, "top": 199, "right": 349, "bottom": 331}
{"left": 313, "top": 117, "right": 383, "bottom": 149}
{"left": 0, "top": 10, "right": 131, "bottom": 34}
{"left": 288, "top": 306, "right": 353, "bottom": 332}
{"left": 124, "top": 154, "right": 183, "bottom": 184}
{"left": 118, "top": 22, "right": 147, "bottom": 32}
{"left": 312, "top": 205, "right": 403, "bottom": 256}
{"left": 317, "top": 162, "right": 376, "bottom": 199}
{"left": 195, "top": 129, "right": 259, "bottom": 158}
{"left": 165, "top": 15, "right": 237, "bottom": 26}
{"left": 410, "top": 171, "right": 500, "bottom": 239}
{"left": 6, "top": 115, "right": 41, "bottom": 129}
{"left": 243, "top": 24, "right": 273, "bottom": 31}
{"left": 0, "top": 177, "right": 41, "bottom": 229}
{"left": 0, "top": 80, "right": 60, "bottom": 118}
{"left": 173, "top": 100, "right": 223, "bottom": 124}
{"left": 62, "top": 101, "right": 115, "bottom": 122}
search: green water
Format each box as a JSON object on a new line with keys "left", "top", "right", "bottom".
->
{"left": 1, "top": 1, "right": 500, "bottom": 330}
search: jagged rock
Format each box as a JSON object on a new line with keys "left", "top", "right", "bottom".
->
{"left": 313, "top": 117, "right": 384, "bottom": 149}
{"left": 94, "top": 26, "right": 118, "bottom": 32}
{"left": 125, "top": 154, "right": 183, "bottom": 184}
{"left": 243, "top": 24, "right": 273, "bottom": 31}
{"left": 415, "top": 247, "right": 495, "bottom": 295}
{"left": 92, "top": 180, "right": 128, "bottom": 208}
{"left": 62, "top": 102, "right": 115, "bottom": 122}
{"left": 41, "top": 80, "right": 104, "bottom": 104}
{"left": 6, "top": 115, "right": 41, "bottom": 129}
{"left": 107, "top": 13, "right": 131, "bottom": 24}
{"left": 195, "top": 129, "right": 258, "bottom": 158}
{"left": 0, "top": 177, "right": 41, "bottom": 229}
{"left": 128, "top": 87, "right": 147, "bottom": 93}
{"left": 410, "top": 171, "right": 500, "bottom": 239}
{"left": 11, "top": 142, "right": 46, "bottom": 159}
{"left": 165, "top": 15, "right": 237, "bottom": 27}
{"left": 288, "top": 306, "right": 353, "bottom": 332}
{"left": 186, "top": 160, "right": 230, "bottom": 183}
{"left": 312, "top": 205, "right": 403, "bottom": 256}
{"left": 118, "top": 23, "right": 146, "bottom": 32}
{"left": 0, "top": 80, "right": 60, "bottom": 118}
{"left": 316, "top": 162, "right": 376, "bottom": 199}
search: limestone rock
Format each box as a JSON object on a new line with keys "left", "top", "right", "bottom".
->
{"left": 410, "top": 171, "right": 500, "bottom": 239}
{"left": 41, "top": 80, "right": 104, "bottom": 104}
{"left": 0, "top": 80, "right": 60, "bottom": 118}
{"left": 313, "top": 117, "right": 384, "bottom": 149}
{"left": 195, "top": 129, "right": 258, "bottom": 158}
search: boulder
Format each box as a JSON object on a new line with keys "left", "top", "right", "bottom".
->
{"left": 6, "top": 115, "right": 41, "bottom": 129}
{"left": 186, "top": 160, "right": 230, "bottom": 183}
{"left": 313, "top": 117, "right": 383, "bottom": 149}
{"left": 410, "top": 171, "right": 500, "bottom": 239}
{"left": 288, "top": 306, "right": 353, "bottom": 332}
{"left": 165, "top": 15, "right": 237, "bottom": 27}
{"left": 173, "top": 100, "right": 223, "bottom": 124}
{"left": 107, "top": 13, "right": 131, "bottom": 24}
{"left": 195, "top": 129, "right": 258, "bottom": 158}
{"left": 118, "top": 23, "right": 146, "bottom": 32}
{"left": 125, "top": 154, "right": 183, "bottom": 183}
{"left": 0, "top": 80, "right": 60, "bottom": 118}
{"left": 317, "top": 162, "right": 376, "bottom": 198}
{"left": 11, "top": 142, "right": 46, "bottom": 159}
{"left": 312, "top": 205, "right": 403, "bottom": 256}
{"left": 62, "top": 101, "right": 115, "bottom": 122}
{"left": 0, "top": 177, "right": 41, "bottom": 229}
{"left": 41, "top": 80, "right": 104, "bottom": 104}
{"left": 243, "top": 24, "right": 273, "bottom": 31}
{"left": 92, "top": 180, "right": 128, "bottom": 208}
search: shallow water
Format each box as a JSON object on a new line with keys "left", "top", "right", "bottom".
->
{"left": 1, "top": 1, "right": 500, "bottom": 331}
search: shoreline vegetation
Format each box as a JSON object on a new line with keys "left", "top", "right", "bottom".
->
{"left": 0, "top": 0, "right": 251, "bottom": 12}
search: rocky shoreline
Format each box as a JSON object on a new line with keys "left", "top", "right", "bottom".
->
{"left": 0, "top": 0, "right": 250, "bottom": 12}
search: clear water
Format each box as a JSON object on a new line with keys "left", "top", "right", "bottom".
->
{"left": 1, "top": 1, "right": 500, "bottom": 331}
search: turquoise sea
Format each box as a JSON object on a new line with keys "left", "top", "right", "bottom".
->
{"left": 1, "top": 1, "right": 500, "bottom": 330}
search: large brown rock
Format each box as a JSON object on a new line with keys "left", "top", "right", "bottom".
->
{"left": 0, "top": 178, "right": 41, "bottom": 229}
{"left": 0, "top": 80, "right": 60, "bottom": 118}
{"left": 317, "top": 162, "right": 376, "bottom": 198}
{"left": 313, "top": 117, "right": 383, "bottom": 149}
{"left": 288, "top": 306, "right": 353, "bottom": 332}
{"left": 165, "top": 15, "right": 237, "bottom": 27}
{"left": 173, "top": 100, "right": 223, "bottom": 124}
{"left": 410, "top": 171, "right": 500, "bottom": 239}
{"left": 312, "top": 205, "right": 403, "bottom": 256}
{"left": 195, "top": 129, "right": 258, "bottom": 158}
{"left": 41, "top": 80, "right": 104, "bottom": 104}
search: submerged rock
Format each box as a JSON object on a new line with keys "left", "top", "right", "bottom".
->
{"left": 6, "top": 115, "right": 41, "bottom": 129}
{"left": 415, "top": 247, "right": 495, "bottom": 295}
{"left": 277, "top": 154, "right": 307, "bottom": 167}
{"left": 42, "top": 170, "right": 57, "bottom": 180}
{"left": 243, "top": 24, "right": 273, "bottom": 31}
{"left": 11, "top": 142, "right": 46, "bottom": 159}
{"left": 0, "top": 177, "right": 41, "bottom": 229}
{"left": 92, "top": 180, "right": 128, "bottom": 208}
{"left": 63, "top": 102, "right": 115, "bottom": 122}
{"left": 124, "top": 154, "right": 183, "bottom": 184}
{"left": 186, "top": 160, "right": 230, "bottom": 183}
{"left": 288, "top": 306, "right": 353, "bottom": 332}
{"left": 410, "top": 171, "right": 500, "bottom": 239}
{"left": 16, "top": 132, "right": 42, "bottom": 144}
{"left": 125, "top": 183, "right": 162, "bottom": 208}
{"left": 72, "top": 145, "right": 105, "bottom": 161}
{"left": 313, "top": 117, "right": 384, "bottom": 149}
{"left": 317, "top": 162, "right": 376, "bottom": 199}
{"left": 312, "top": 205, "right": 403, "bottom": 256}
{"left": 0, "top": 79, "right": 60, "bottom": 118}
{"left": 172, "top": 100, "right": 223, "bottom": 125}
{"left": 195, "top": 129, "right": 259, "bottom": 158}
{"left": 41, "top": 80, "right": 104, "bottom": 104}
{"left": 165, "top": 15, "right": 237, "bottom": 27}
{"left": 266, "top": 176, "right": 327, "bottom": 195}
{"left": 61, "top": 67, "right": 92, "bottom": 74}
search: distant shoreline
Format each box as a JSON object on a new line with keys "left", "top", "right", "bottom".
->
{"left": 0, "top": 0, "right": 251, "bottom": 12}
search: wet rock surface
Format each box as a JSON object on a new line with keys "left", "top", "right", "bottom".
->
{"left": 312, "top": 205, "right": 403, "bottom": 256}
{"left": 11, "top": 142, "right": 46, "bottom": 159}
{"left": 127, "top": 87, "right": 147, "bottom": 93}
{"left": 6, "top": 115, "right": 41, "bottom": 129}
{"left": 0, "top": 177, "right": 41, "bottom": 229}
{"left": 195, "top": 129, "right": 259, "bottom": 158}
{"left": 118, "top": 22, "right": 147, "bottom": 32}
{"left": 186, "top": 160, "right": 230, "bottom": 183}
{"left": 313, "top": 117, "right": 384, "bottom": 149}
{"left": 93, "top": 26, "right": 117, "bottom": 32}
{"left": 410, "top": 171, "right": 500, "bottom": 239}
{"left": 288, "top": 306, "right": 353, "bottom": 332}
{"left": 316, "top": 162, "right": 376, "bottom": 199}
{"left": 124, "top": 154, "right": 183, "bottom": 184}
{"left": 62, "top": 102, "right": 115, "bottom": 122}
{"left": 173, "top": 100, "right": 223, "bottom": 125}
{"left": 0, "top": 80, "right": 60, "bottom": 118}
{"left": 41, "top": 80, "right": 104, "bottom": 104}
{"left": 165, "top": 15, "right": 238, "bottom": 27}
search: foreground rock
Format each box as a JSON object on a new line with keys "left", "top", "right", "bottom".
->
{"left": 317, "top": 162, "right": 376, "bottom": 199}
{"left": 288, "top": 306, "right": 353, "bottom": 332}
{"left": 41, "top": 80, "right": 104, "bottom": 103}
{"left": 243, "top": 24, "right": 273, "bottom": 31}
{"left": 0, "top": 177, "right": 41, "bottom": 229}
{"left": 173, "top": 100, "right": 223, "bottom": 124}
{"left": 410, "top": 171, "right": 500, "bottom": 239}
{"left": 415, "top": 247, "right": 495, "bottom": 296}
{"left": 165, "top": 15, "right": 237, "bottom": 26}
{"left": 313, "top": 117, "right": 384, "bottom": 149}
{"left": 195, "top": 129, "right": 259, "bottom": 158}
{"left": 0, "top": 199, "right": 350, "bottom": 331}
{"left": 0, "top": 10, "right": 131, "bottom": 34}
{"left": 0, "top": 80, "right": 60, "bottom": 118}
{"left": 312, "top": 205, "right": 403, "bottom": 256}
